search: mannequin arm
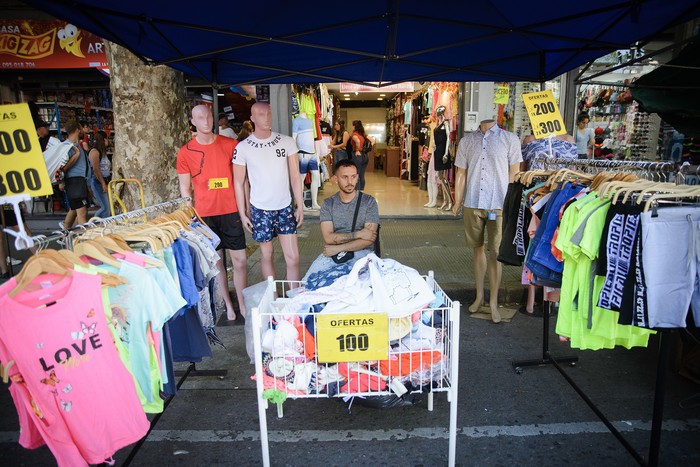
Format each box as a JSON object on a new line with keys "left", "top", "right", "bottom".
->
{"left": 287, "top": 153, "right": 304, "bottom": 227}
{"left": 452, "top": 167, "right": 467, "bottom": 216}
{"left": 509, "top": 163, "right": 520, "bottom": 183}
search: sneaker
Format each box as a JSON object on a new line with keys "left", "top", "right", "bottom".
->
{"left": 6, "top": 257, "right": 21, "bottom": 266}
{"left": 58, "top": 221, "right": 65, "bottom": 230}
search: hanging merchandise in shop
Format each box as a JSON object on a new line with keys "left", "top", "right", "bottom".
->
{"left": 0, "top": 20, "right": 107, "bottom": 70}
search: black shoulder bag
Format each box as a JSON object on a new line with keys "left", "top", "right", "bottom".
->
{"left": 330, "top": 192, "right": 363, "bottom": 264}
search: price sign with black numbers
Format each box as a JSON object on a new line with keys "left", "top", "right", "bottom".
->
{"left": 0, "top": 103, "right": 53, "bottom": 198}
{"left": 522, "top": 90, "right": 567, "bottom": 139}
{"left": 316, "top": 313, "right": 388, "bottom": 363}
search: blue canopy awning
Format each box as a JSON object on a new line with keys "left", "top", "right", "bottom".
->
{"left": 24, "top": 0, "right": 700, "bottom": 87}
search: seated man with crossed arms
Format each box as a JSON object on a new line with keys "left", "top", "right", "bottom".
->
{"left": 303, "top": 159, "right": 379, "bottom": 288}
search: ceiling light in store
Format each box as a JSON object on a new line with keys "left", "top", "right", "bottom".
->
{"left": 377, "top": 98, "right": 383, "bottom": 100}
{"left": 379, "top": 94, "right": 386, "bottom": 97}
{"left": 354, "top": 91, "right": 358, "bottom": 96}
{"left": 344, "top": 98, "right": 351, "bottom": 101}
{"left": 343, "top": 94, "right": 350, "bottom": 97}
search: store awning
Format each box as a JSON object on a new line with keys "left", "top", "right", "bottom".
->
{"left": 23, "top": 0, "right": 700, "bottom": 87}
{"left": 631, "top": 41, "right": 700, "bottom": 138}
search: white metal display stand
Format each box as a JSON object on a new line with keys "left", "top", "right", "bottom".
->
{"left": 252, "top": 271, "right": 460, "bottom": 466}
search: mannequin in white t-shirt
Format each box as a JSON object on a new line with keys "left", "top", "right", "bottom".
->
{"left": 233, "top": 103, "right": 304, "bottom": 282}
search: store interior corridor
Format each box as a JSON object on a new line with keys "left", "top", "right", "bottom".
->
{"left": 312, "top": 167, "right": 455, "bottom": 217}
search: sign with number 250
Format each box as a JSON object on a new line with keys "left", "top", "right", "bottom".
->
{"left": 0, "top": 103, "right": 53, "bottom": 198}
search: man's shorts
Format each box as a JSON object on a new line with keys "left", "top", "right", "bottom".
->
{"left": 201, "top": 212, "right": 246, "bottom": 251}
{"left": 250, "top": 204, "right": 297, "bottom": 243}
{"left": 299, "top": 153, "right": 319, "bottom": 174}
{"left": 463, "top": 208, "right": 503, "bottom": 251}
{"left": 67, "top": 196, "right": 88, "bottom": 211}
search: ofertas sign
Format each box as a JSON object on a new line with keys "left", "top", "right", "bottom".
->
{"left": 0, "top": 103, "right": 53, "bottom": 197}
{"left": 522, "top": 90, "right": 567, "bottom": 139}
{"left": 316, "top": 313, "right": 388, "bottom": 363}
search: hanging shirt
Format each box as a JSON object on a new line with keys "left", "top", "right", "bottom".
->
{"left": 0, "top": 272, "right": 149, "bottom": 466}
{"left": 292, "top": 115, "right": 316, "bottom": 154}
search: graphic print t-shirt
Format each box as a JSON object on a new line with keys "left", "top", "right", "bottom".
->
{"left": 232, "top": 132, "right": 299, "bottom": 210}
{"left": 0, "top": 272, "right": 148, "bottom": 465}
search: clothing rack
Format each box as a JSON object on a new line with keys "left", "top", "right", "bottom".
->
{"left": 512, "top": 158, "right": 680, "bottom": 467}
{"left": 28, "top": 197, "right": 229, "bottom": 465}
{"left": 30, "top": 197, "right": 191, "bottom": 251}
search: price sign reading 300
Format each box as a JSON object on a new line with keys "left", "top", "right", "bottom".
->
{"left": 0, "top": 103, "right": 53, "bottom": 198}
{"left": 316, "top": 313, "right": 388, "bottom": 363}
{"left": 522, "top": 90, "right": 567, "bottom": 140}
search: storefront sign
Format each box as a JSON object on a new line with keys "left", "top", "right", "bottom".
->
{"left": 0, "top": 20, "right": 107, "bottom": 70}
{"left": 0, "top": 103, "right": 53, "bottom": 197}
{"left": 339, "top": 82, "right": 414, "bottom": 93}
{"left": 494, "top": 85, "right": 510, "bottom": 105}
{"left": 522, "top": 90, "right": 567, "bottom": 139}
{"left": 316, "top": 313, "right": 388, "bottom": 363}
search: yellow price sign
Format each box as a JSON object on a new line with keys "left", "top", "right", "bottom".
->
{"left": 522, "top": 90, "right": 567, "bottom": 139}
{"left": 316, "top": 313, "right": 388, "bottom": 363}
{"left": 0, "top": 103, "right": 53, "bottom": 197}
{"left": 494, "top": 85, "right": 510, "bottom": 105}
{"left": 208, "top": 177, "right": 229, "bottom": 190}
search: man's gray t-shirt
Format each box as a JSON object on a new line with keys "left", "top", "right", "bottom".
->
{"left": 320, "top": 191, "right": 379, "bottom": 233}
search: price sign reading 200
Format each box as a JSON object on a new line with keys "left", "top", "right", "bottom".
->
{"left": 522, "top": 90, "right": 567, "bottom": 140}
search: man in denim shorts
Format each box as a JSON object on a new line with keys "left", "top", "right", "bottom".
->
{"left": 233, "top": 103, "right": 304, "bottom": 282}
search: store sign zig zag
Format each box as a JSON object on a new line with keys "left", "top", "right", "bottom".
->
{"left": 0, "top": 29, "right": 56, "bottom": 60}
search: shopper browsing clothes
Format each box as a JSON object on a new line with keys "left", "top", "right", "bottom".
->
{"left": 177, "top": 105, "right": 248, "bottom": 320}
{"left": 302, "top": 159, "right": 379, "bottom": 289}
{"left": 61, "top": 120, "right": 91, "bottom": 229}
{"left": 574, "top": 113, "right": 595, "bottom": 159}
{"left": 329, "top": 119, "right": 350, "bottom": 164}
{"left": 87, "top": 131, "right": 111, "bottom": 219}
{"left": 350, "top": 120, "right": 370, "bottom": 191}
{"left": 452, "top": 119, "right": 522, "bottom": 323}
{"left": 233, "top": 102, "right": 304, "bottom": 282}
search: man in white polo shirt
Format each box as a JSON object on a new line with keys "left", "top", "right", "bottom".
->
{"left": 233, "top": 102, "right": 305, "bottom": 282}
{"left": 452, "top": 119, "right": 522, "bottom": 323}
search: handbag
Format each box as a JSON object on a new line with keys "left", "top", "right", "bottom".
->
{"left": 331, "top": 192, "right": 363, "bottom": 264}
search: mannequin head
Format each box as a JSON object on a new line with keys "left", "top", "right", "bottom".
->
{"left": 435, "top": 106, "right": 446, "bottom": 121}
{"left": 250, "top": 102, "right": 273, "bottom": 136}
{"left": 191, "top": 105, "right": 214, "bottom": 136}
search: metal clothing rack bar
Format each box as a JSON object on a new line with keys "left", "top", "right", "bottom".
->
{"left": 513, "top": 159, "right": 678, "bottom": 467}
{"left": 28, "top": 197, "right": 192, "bottom": 251}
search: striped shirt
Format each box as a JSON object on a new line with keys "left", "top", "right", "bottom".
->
{"left": 455, "top": 125, "right": 522, "bottom": 210}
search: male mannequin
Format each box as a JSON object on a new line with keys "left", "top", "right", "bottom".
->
{"left": 452, "top": 119, "right": 522, "bottom": 322}
{"left": 293, "top": 112, "right": 321, "bottom": 210}
{"left": 177, "top": 105, "right": 248, "bottom": 320}
{"left": 233, "top": 103, "right": 304, "bottom": 282}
